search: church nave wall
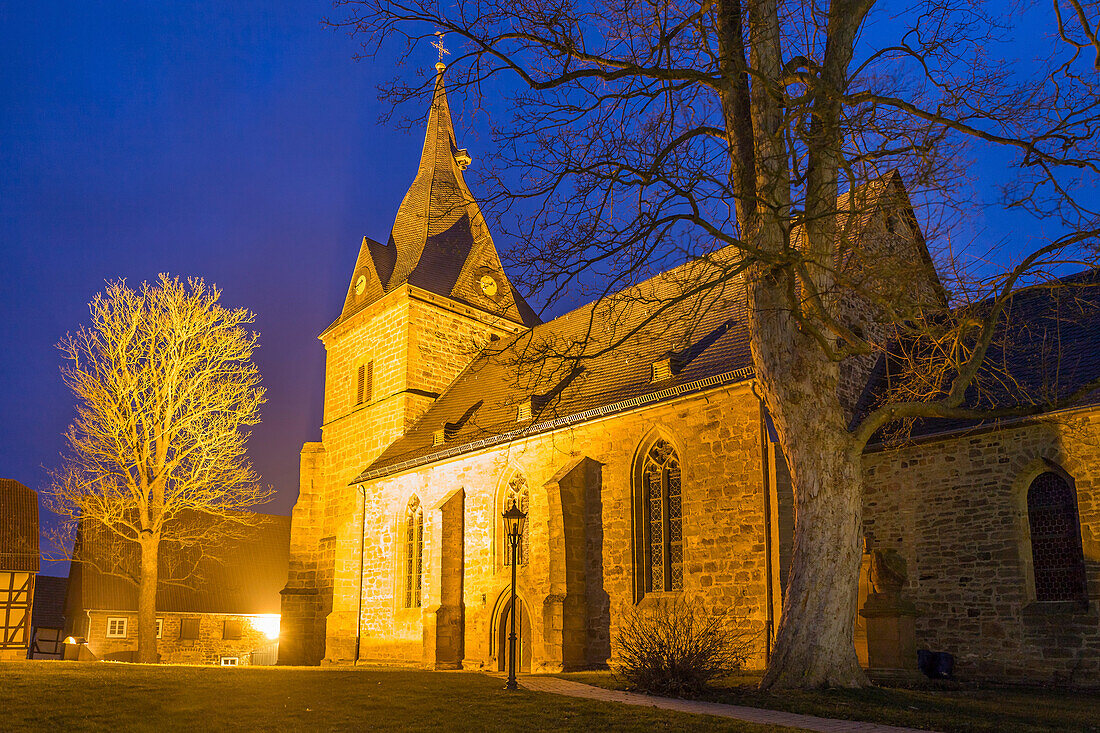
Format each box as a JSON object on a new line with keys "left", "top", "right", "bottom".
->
{"left": 329, "top": 382, "right": 781, "bottom": 672}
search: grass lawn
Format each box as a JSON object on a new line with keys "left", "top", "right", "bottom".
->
{"left": 556, "top": 670, "right": 1100, "bottom": 733}
{"left": 0, "top": 662, "right": 795, "bottom": 732}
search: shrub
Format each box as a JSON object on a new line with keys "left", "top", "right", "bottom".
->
{"left": 612, "top": 598, "right": 755, "bottom": 698}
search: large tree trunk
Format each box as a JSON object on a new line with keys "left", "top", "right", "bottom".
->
{"left": 137, "top": 531, "right": 160, "bottom": 664}
{"left": 749, "top": 271, "right": 868, "bottom": 689}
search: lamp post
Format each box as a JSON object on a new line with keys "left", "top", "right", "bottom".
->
{"left": 502, "top": 501, "right": 527, "bottom": 690}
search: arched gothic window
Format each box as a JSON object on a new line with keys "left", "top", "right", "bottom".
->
{"left": 636, "top": 438, "right": 683, "bottom": 597}
{"left": 502, "top": 474, "right": 530, "bottom": 567}
{"left": 1027, "top": 472, "right": 1087, "bottom": 603}
{"left": 404, "top": 496, "right": 424, "bottom": 608}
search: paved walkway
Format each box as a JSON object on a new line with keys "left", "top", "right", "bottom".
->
{"left": 518, "top": 676, "right": 935, "bottom": 733}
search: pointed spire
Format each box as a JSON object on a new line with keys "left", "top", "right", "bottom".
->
{"left": 327, "top": 60, "right": 539, "bottom": 332}
{"left": 383, "top": 62, "right": 471, "bottom": 288}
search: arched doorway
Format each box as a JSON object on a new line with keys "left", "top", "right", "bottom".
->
{"left": 496, "top": 596, "right": 531, "bottom": 673}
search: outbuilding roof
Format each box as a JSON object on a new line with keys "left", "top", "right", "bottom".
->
{"left": 0, "top": 479, "right": 39, "bottom": 573}
{"left": 67, "top": 512, "right": 290, "bottom": 616}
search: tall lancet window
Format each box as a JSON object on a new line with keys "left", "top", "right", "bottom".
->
{"left": 502, "top": 474, "right": 530, "bottom": 567}
{"left": 639, "top": 438, "right": 683, "bottom": 596}
{"left": 1027, "top": 472, "right": 1087, "bottom": 603}
{"left": 405, "top": 496, "right": 424, "bottom": 608}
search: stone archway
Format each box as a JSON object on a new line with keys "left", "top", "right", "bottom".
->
{"left": 495, "top": 595, "right": 531, "bottom": 673}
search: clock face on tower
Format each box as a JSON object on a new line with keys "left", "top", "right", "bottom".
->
{"left": 479, "top": 274, "right": 498, "bottom": 297}
{"left": 354, "top": 275, "right": 367, "bottom": 296}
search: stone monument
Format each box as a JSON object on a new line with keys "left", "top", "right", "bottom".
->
{"left": 859, "top": 548, "right": 921, "bottom": 681}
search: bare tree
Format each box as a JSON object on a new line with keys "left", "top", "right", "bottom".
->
{"left": 47, "top": 275, "right": 270, "bottom": 664}
{"left": 330, "top": 0, "right": 1100, "bottom": 687}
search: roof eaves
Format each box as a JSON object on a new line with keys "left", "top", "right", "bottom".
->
{"left": 350, "top": 365, "right": 755, "bottom": 485}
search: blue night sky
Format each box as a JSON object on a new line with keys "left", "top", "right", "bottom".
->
{"left": 1, "top": 1, "right": 419, "bottom": 559}
{"left": 0, "top": 2, "right": 1081, "bottom": 574}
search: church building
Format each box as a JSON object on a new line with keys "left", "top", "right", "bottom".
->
{"left": 279, "top": 62, "right": 1100, "bottom": 685}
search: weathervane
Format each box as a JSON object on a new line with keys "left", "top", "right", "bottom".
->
{"left": 432, "top": 31, "right": 450, "bottom": 64}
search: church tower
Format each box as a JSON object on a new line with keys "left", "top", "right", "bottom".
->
{"left": 279, "top": 63, "right": 537, "bottom": 666}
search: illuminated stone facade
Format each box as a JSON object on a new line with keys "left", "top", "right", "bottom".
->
{"left": 280, "top": 62, "right": 1100, "bottom": 684}
{"left": 329, "top": 387, "right": 784, "bottom": 672}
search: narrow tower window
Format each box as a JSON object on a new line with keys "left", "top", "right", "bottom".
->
{"left": 405, "top": 496, "right": 424, "bottom": 608}
{"left": 356, "top": 361, "right": 374, "bottom": 406}
{"left": 1027, "top": 472, "right": 1087, "bottom": 603}
{"left": 637, "top": 438, "right": 683, "bottom": 597}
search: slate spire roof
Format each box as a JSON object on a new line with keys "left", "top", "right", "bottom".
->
{"left": 326, "top": 63, "right": 538, "bottom": 334}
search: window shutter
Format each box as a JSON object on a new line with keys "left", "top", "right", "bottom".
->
{"left": 365, "top": 361, "right": 374, "bottom": 402}
{"left": 223, "top": 618, "right": 242, "bottom": 640}
{"left": 180, "top": 618, "right": 200, "bottom": 640}
{"left": 356, "top": 364, "right": 366, "bottom": 405}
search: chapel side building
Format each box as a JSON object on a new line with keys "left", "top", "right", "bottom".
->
{"left": 279, "top": 60, "right": 942, "bottom": 672}
{"left": 859, "top": 272, "right": 1100, "bottom": 684}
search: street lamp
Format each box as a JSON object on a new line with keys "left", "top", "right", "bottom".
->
{"left": 502, "top": 500, "right": 527, "bottom": 690}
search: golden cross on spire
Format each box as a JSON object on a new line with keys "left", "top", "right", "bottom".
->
{"left": 432, "top": 31, "right": 450, "bottom": 63}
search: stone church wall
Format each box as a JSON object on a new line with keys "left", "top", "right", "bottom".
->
{"left": 328, "top": 382, "right": 781, "bottom": 673}
{"left": 280, "top": 287, "right": 525, "bottom": 665}
{"left": 862, "top": 412, "right": 1100, "bottom": 684}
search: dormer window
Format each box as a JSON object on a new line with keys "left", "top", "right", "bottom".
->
{"left": 517, "top": 400, "right": 532, "bottom": 422}
{"left": 652, "top": 359, "right": 672, "bottom": 383}
{"left": 454, "top": 148, "right": 472, "bottom": 170}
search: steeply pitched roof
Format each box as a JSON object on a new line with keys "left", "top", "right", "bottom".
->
{"left": 0, "top": 479, "right": 39, "bottom": 573}
{"left": 351, "top": 172, "right": 941, "bottom": 482}
{"left": 69, "top": 512, "right": 290, "bottom": 615}
{"left": 31, "top": 575, "right": 67, "bottom": 628}
{"left": 861, "top": 267, "right": 1100, "bottom": 441}
{"left": 354, "top": 251, "right": 755, "bottom": 482}
{"left": 325, "top": 64, "right": 539, "bottom": 335}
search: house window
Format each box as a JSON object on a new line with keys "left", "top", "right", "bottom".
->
{"left": 356, "top": 361, "right": 374, "bottom": 406}
{"left": 637, "top": 438, "right": 684, "bottom": 597}
{"left": 105, "top": 617, "right": 128, "bottom": 638}
{"left": 405, "top": 495, "right": 424, "bottom": 608}
{"left": 501, "top": 474, "right": 530, "bottom": 567}
{"left": 220, "top": 656, "right": 239, "bottom": 666}
{"left": 156, "top": 618, "right": 163, "bottom": 639}
{"left": 223, "top": 619, "right": 243, "bottom": 640}
{"left": 179, "top": 617, "right": 200, "bottom": 640}
{"left": 1027, "top": 472, "right": 1088, "bottom": 602}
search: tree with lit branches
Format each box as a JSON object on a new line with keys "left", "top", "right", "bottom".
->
{"left": 48, "top": 275, "right": 271, "bottom": 664}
